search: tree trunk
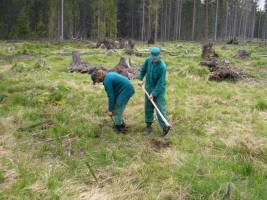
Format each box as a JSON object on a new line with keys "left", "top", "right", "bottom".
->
{"left": 60, "top": 0, "right": 64, "bottom": 41}
{"left": 164, "top": 0, "right": 168, "bottom": 40}
{"left": 258, "top": 12, "right": 262, "bottom": 38}
{"left": 154, "top": 6, "right": 158, "bottom": 42}
{"left": 175, "top": 0, "right": 180, "bottom": 40}
{"left": 192, "top": 0, "right": 196, "bottom": 41}
{"left": 148, "top": 5, "right": 151, "bottom": 41}
{"left": 178, "top": 0, "right": 183, "bottom": 40}
{"left": 205, "top": 1, "right": 209, "bottom": 39}
{"left": 233, "top": 3, "right": 238, "bottom": 38}
{"left": 225, "top": 1, "right": 229, "bottom": 40}
{"left": 141, "top": 0, "right": 145, "bottom": 41}
{"left": 214, "top": 0, "right": 219, "bottom": 40}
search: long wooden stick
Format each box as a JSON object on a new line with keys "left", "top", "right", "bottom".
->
{"left": 142, "top": 86, "right": 171, "bottom": 127}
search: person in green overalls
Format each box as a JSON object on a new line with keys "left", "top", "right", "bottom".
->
{"left": 91, "top": 70, "right": 135, "bottom": 133}
{"left": 137, "top": 47, "right": 170, "bottom": 137}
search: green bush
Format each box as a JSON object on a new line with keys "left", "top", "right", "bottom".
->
{"left": 255, "top": 99, "right": 267, "bottom": 111}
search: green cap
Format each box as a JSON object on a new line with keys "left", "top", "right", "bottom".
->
{"left": 91, "top": 70, "right": 97, "bottom": 85}
{"left": 150, "top": 47, "right": 161, "bottom": 58}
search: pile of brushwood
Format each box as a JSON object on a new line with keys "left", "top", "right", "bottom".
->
{"left": 200, "top": 43, "right": 240, "bottom": 81}
{"left": 227, "top": 37, "right": 239, "bottom": 45}
{"left": 69, "top": 51, "right": 136, "bottom": 80}
{"left": 96, "top": 38, "right": 144, "bottom": 57}
{"left": 96, "top": 38, "right": 134, "bottom": 50}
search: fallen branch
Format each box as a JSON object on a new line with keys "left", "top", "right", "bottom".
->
{"left": 86, "top": 162, "right": 99, "bottom": 184}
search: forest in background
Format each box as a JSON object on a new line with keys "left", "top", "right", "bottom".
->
{"left": 0, "top": 0, "right": 267, "bottom": 41}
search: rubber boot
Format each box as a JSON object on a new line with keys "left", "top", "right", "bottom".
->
{"left": 121, "top": 120, "right": 128, "bottom": 130}
{"left": 144, "top": 123, "right": 152, "bottom": 135}
{"left": 114, "top": 125, "right": 127, "bottom": 134}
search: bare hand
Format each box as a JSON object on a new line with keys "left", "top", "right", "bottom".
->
{"left": 148, "top": 95, "right": 153, "bottom": 100}
{"left": 107, "top": 111, "right": 113, "bottom": 117}
{"left": 137, "top": 80, "right": 143, "bottom": 87}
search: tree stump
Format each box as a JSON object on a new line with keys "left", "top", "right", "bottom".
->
{"left": 201, "top": 43, "right": 218, "bottom": 59}
{"left": 69, "top": 51, "right": 96, "bottom": 73}
{"left": 235, "top": 49, "right": 250, "bottom": 59}
{"left": 72, "top": 51, "right": 81, "bottom": 64}
{"left": 199, "top": 42, "right": 239, "bottom": 81}
{"left": 113, "top": 57, "right": 136, "bottom": 79}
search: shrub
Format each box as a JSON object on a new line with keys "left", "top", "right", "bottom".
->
{"left": 255, "top": 99, "right": 267, "bottom": 111}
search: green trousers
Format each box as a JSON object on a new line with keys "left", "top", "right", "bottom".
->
{"left": 113, "top": 94, "right": 132, "bottom": 125}
{"left": 145, "top": 94, "right": 167, "bottom": 129}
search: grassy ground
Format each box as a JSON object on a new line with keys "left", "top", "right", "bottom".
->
{"left": 0, "top": 40, "right": 266, "bottom": 200}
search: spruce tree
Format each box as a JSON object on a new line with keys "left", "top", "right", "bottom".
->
{"left": 10, "top": 7, "right": 31, "bottom": 39}
{"left": 105, "top": 0, "right": 117, "bottom": 38}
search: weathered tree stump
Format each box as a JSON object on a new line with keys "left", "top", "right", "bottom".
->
{"left": 201, "top": 43, "right": 218, "bottom": 59}
{"left": 199, "top": 42, "right": 239, "bottom": 81}
{"left": 69, "top": 53, "right": 136, "bottom": 80}
{"left": 72, "top": 51, "right": 81, "bottom": 64}
{"left": 69, "top": 51, "right": 96, "bottom": 73}
{"left": 113, "top": 57, "right": 136, "bottom": 79}
{"left": 235, "top": 49, "right": 250, "bottom": 59}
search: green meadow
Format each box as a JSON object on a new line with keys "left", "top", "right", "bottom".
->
{"left": 0, "top": 41, "right": 266, "bottom": 199}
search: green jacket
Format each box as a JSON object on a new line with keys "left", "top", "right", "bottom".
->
{"left": 103, "top": 72, "right": 135, "bottom": 112}
{"left": 138, "top": 57, "right": 167, "bottom": 97}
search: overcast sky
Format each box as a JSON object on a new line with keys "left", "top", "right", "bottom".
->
{"left": 258, "top": 0, "right": 265, "bottom": 10}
